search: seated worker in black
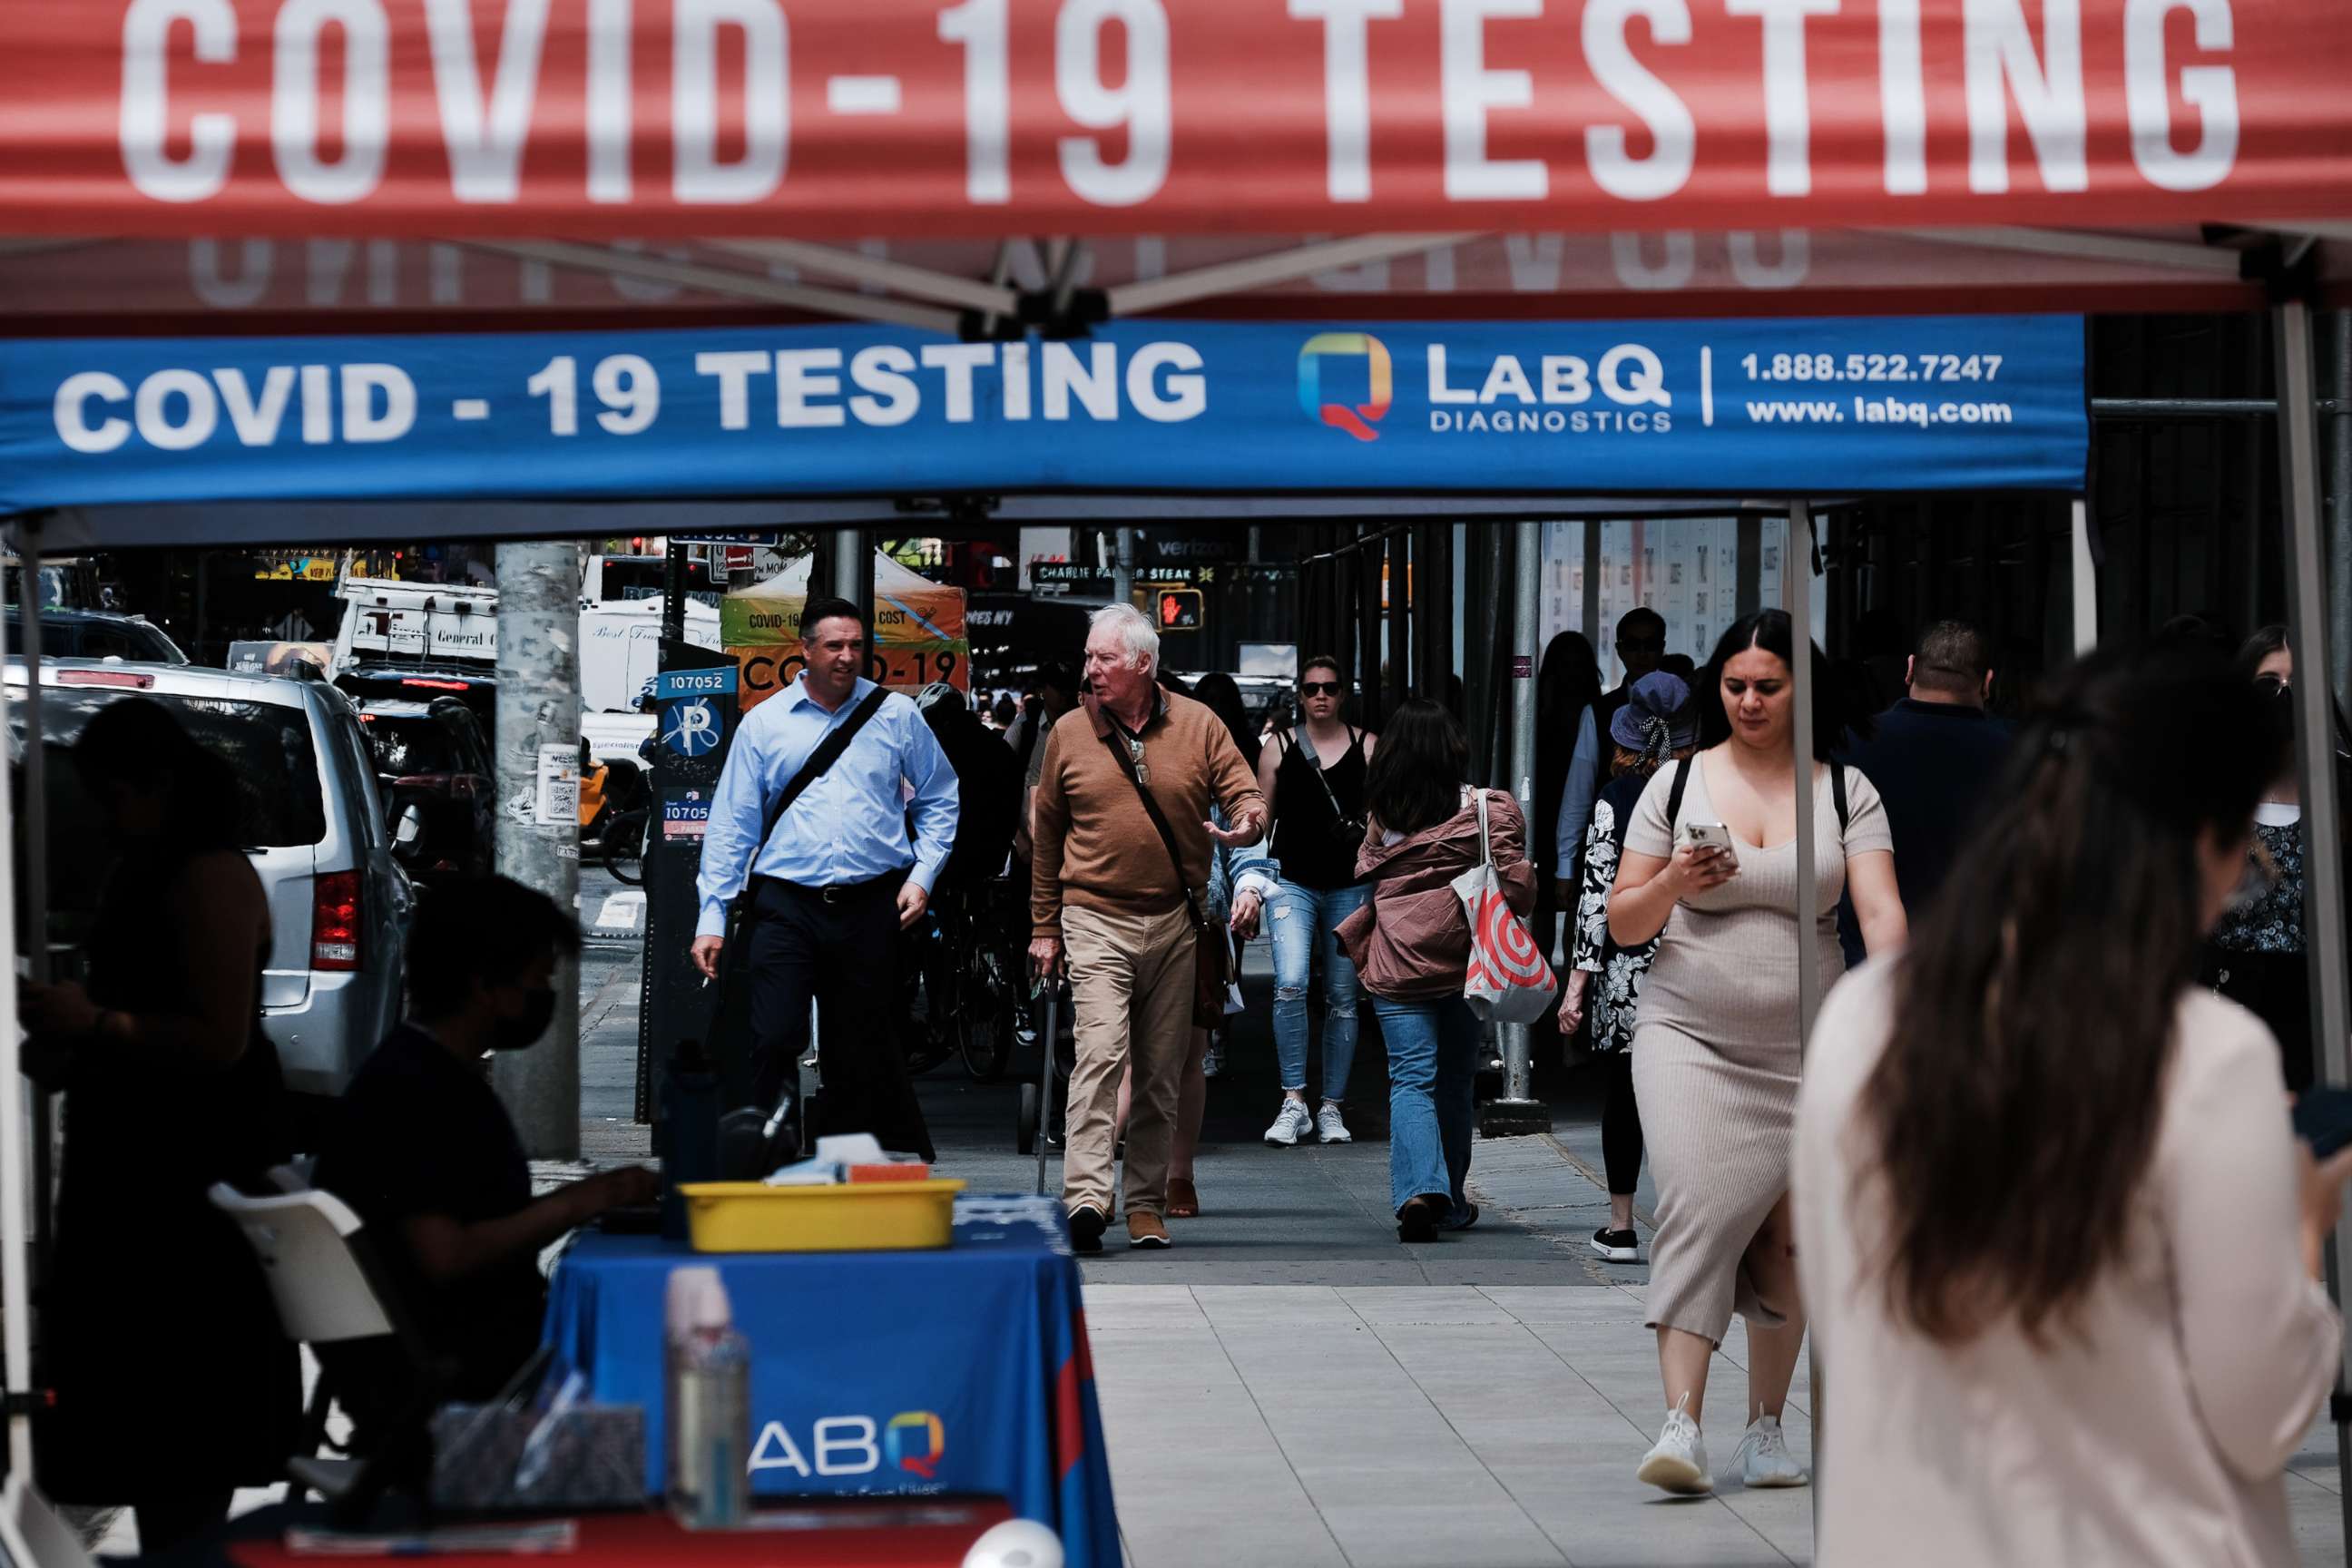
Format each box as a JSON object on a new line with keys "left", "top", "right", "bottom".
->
{"left": 316, "top": 875, "right": 660, "bottom": 1402}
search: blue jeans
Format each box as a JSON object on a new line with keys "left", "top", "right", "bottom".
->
{"left": 1368, "top": 995, "right": 1478, "bottom": 1220}
{"left": 1270, "top": 880, "right": 1371, "bottom": 1101}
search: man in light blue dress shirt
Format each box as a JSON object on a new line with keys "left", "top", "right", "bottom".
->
{"left": 692, "top": 597, "right": 960, "bottom": 1157}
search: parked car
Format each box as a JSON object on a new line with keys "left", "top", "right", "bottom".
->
{"left": 5, "top": 660, "right": 413, "bottom": 1112}
{"left": 335, "top": 662, "right": 498, "bottom": 739}
{"left": 4, "top": 608, "right": 189, "bottom": 665}
{"left": 355, "top": 694, "right": 495, "bottom": 886}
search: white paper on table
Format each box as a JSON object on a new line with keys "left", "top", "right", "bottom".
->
{"left": 761, "top": 1133, "right": 887, "bottom": 1186}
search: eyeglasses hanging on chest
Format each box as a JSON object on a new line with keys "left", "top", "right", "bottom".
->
{"left": 1127, "top": 734, "right": 1148, "bottom": 787}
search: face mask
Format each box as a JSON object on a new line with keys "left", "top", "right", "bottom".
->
{"left": 493, "top": 986, "right": 557, "bottom": 1052}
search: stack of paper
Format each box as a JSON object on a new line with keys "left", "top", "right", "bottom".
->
{"left": 760, "top": 1132, "right": 886, "bottom": 1186}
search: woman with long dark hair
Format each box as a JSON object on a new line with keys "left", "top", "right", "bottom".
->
{"left": 2200, "top": 624, "right": 2316, "bottom": 1091}
{"left": 1187, "top": 671, "right": 1264, "bottom": 1083}
{"left": 1565, "top": 671, "right": 1699, "bottom": 1264}
{"left": 1535, "top": 630, "right": 1604, "bottom": 967}
{"left": 1191, "top": 671, "right": 1261, "bottom": 776}
{"left": 1795, "top": 647, "right": 2347, "bottom": 1566}
{"left": 1608, "top": 608, "right": 1906, "bottom": 1494}
{"left": 18, "top": 698, "right": 299, "bottom": 1550}
{"left": 1338, "top": 698, "right": 1533, "bottom": 1240}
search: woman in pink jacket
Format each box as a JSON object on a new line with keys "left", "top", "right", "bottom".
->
{"left": 1796, "top": 646, "right": 2352, "bottom": 1566}
{"left": 1339, "top": 699, "right": 1535, "bottom": 1242}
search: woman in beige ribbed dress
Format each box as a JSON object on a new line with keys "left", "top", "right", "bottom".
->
{"left": 1608, "top": 609, "right": 1906, "bottom": 1495}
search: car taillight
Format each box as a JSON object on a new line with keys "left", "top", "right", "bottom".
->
{"left": 312, "top": 871, "right": 361, "bottom": 971}
{"left": 54, "top": 670, "right": 154, "bottom": 689}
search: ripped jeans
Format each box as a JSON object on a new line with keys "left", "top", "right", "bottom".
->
{"left": 1269, "top": 880, "right": 1371, "bottom": 1102}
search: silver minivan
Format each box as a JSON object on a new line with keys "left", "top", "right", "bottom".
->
{"left": 5, "top": 660, "right": 413, "bottom": 1104}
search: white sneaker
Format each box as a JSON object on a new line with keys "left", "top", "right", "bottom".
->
{"left": 1202, "top": 1039, "right": 1225, "bottom": 1079}
{"left": 1636, "top": 1394, "right": 1711, "bottom": 1495}
{"left": 1732, "top": 1415, "right": 1808, "bottom": 1489}
{"left": 1264, "top": 1100, "right": 1314, "bottom": 1147}
{"left": 1315, "top": 1102, "right": 1353, "bottom": 1143}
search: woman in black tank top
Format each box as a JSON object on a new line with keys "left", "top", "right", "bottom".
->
{"left": 1252, "top": 657, "right": 1378, "bottom": 1148}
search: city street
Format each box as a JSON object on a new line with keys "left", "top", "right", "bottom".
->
{"left": 568, "top": 888, "right": 2350, "bottom": 1568}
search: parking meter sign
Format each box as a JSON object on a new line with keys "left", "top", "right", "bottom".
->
{"left": 662, "top": 789, "right": 712, "bottom": 841}
{"left": 662, "top": 695, "right": 724, "bottom": 757}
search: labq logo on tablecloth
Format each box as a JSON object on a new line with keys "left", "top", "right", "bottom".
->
{"left": 750, "top": 1409, "right": 947, "bottom": 1479}
{"left": 1297, "top": 332, "right": 1392, "bottom": 442}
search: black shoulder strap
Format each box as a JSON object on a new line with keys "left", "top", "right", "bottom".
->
{"left": 1097, "top": 728, "right": 1206, "bottom": 925}
{"left": 1664, "top": 758, "right": 1690, "bottom": 833}
{"left": 1298, "top": 727, "right": 1351, "bottom": 821}
{"left": 1660, "top": 757, "right": 1843, "bottom": 838}
{"left": 759, "top": 687, "right": 890, "bottom": 849}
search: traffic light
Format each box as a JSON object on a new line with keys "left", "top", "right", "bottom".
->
{"left": 1156, "top": 589, "right": 1203, "bottom": 631}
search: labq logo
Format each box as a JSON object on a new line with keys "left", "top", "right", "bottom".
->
{"left": 749, "top": 1407, "right": 947, "bottom": 1480}
{"left": 885, "top": 1411, "right": 946, "bottom": 1479}
{"left": 1298, "top": 332, "right": 1392, "bottom": 442}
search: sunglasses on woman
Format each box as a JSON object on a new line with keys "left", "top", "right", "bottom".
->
{"left": 1301, "top": 681, "right": 1343, "bottom": 696}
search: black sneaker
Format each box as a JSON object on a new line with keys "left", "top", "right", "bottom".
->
{"left": 1590, "top": 1227, "right": 1641, "bottom": 1263}
{"left": 1068, "top": 1205, "right": 1108, "bottom": 1254}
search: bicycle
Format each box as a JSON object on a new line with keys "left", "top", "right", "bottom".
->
{"left": 598, "top": 802, "right": 651, "bottom": 885}
{"left": 916, "top": 878, "right": 1026, "bottom": 1082}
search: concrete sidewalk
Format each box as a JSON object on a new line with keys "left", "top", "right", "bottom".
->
{"left": 1091, "top": 1281, "right": 1811, "bottom": 1568}
{"left": 1078, "top": 1130, "right": 2350, "bottom": 1568}
{"left": 571, "top": 882, "right": 2348, "bottom": 1568}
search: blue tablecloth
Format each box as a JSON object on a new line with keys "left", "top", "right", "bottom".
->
{"left": 544, "top": 1195, "right": 1118, "bottom": 1568}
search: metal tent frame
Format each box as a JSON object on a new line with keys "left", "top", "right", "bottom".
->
{"left": 2, "top": 222, "right": 2348, "bottom": 1541}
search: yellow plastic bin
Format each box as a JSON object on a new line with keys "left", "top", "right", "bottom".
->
{"left": 675, "top": 1180, "right": 968, "bottom": 1254}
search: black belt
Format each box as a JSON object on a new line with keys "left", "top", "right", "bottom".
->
{"left": 751, "top": 872, "right": 899, "bottom": 905}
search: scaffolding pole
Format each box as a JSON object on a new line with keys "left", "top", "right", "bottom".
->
{"left": 1786, "top": 501, "right": 1824, "bottom": 1512}
{"left": 1482, "top": 521, "right": 1551, "bottom": 1138}
{"left": 2273, "top": 297, "right": 2352, "bottom": 1529}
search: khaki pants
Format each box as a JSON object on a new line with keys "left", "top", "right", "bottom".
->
{"left": 1062, "top": 902, "right": 1198, "bottom": 1219}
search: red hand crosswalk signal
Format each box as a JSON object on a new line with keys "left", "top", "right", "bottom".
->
{"left": 1157, "top": 589, "right": 1203, "bottom": 631}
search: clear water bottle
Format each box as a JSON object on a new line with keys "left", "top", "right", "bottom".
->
{"left": 665, "top": 1267, "right": 750, "bottom": 1529}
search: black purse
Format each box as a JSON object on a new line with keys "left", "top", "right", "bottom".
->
{"left": 1298, "top": 730, "right": 1368, "bottom": 858}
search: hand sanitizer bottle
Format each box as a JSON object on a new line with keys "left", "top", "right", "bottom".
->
{"left": 665, "top": 1266, "right": 750, "bottom": 1528}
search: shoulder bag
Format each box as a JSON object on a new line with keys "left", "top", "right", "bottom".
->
{"left": 1097, "top": 729, "right": 1230, "bottom": 1030}
{"left": 1453, "top": 789, "right": 1557, "bottom": 1024}
{"left": 719, "top": 687, "right": 892, "bottom": 953}
{"left": 1294, "top": 729, "right": 1368, "bottom": 859}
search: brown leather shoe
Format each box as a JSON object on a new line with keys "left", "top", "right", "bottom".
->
{"left": 1127, "top": 1212, "right": 1171, "bottom": 1250}
{"left": 1166, "top": 1178, "right": 1200, "bottom": 1219}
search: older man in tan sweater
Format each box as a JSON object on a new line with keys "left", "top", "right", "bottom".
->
{"left": 1030, "top": 603, "right": 1266, "bottom": 1252}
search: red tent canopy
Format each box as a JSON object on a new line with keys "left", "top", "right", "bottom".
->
{"left": 0, "top": 0, "right": 2343, "bottom": 241}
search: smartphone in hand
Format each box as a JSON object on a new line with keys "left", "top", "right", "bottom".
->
{"left": 2292, "top": 1086, "right": 2352, "bottom": 1160}
{"left": 1680, "top": 820, "right": 1740, "bottom": 873}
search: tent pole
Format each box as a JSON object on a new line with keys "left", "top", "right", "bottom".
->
{"left": 1785, "top": 503, "right": 1822, "bottom": 1509}
{"left": 0, "top": 535, "right": 31, "bottom": 1475}
{"left": 2328, "top": 312, "right": 2352, "bottom": 730}
{"left": 2070, "top": 499, "right": 2098, "bottom": 653}
{"left": 13, "top": 550, "right": 51, "bottom": 1305}
{"left": 1103, "top": 233, "right": 1477, "bottom": 317}
{"left": 2273, "top": 296, "right": 2352, "bottom": 1524}
{"left": 462, "top": 240, "right": 964, "bottom": 334}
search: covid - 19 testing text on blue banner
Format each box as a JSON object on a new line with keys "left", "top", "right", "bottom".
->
{"left": 0, "top": 317, "right": 2086, "bottom": 511}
